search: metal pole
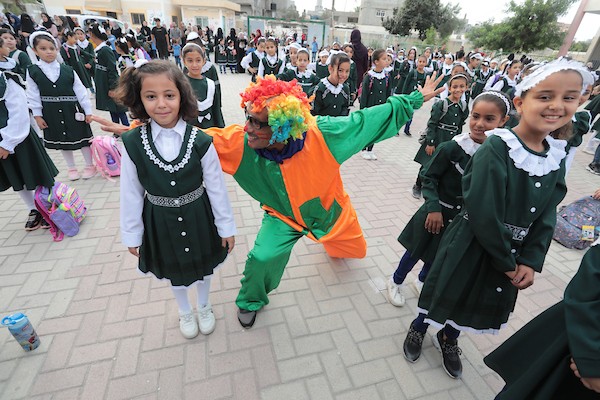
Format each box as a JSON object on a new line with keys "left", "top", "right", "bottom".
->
{"left": 558, "top": 0, "right": 589, "bottom": 57}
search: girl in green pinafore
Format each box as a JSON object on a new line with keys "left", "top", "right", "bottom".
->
{"left": 26, "top": 31, "right": 96, "bottom": 181}
{"left": 387, "top": 91, "right": 511, "bottom": 308}
{"left": 88, "top": 23, "right": 129, "bottom": 126}
{"left": 0, "top": 69, "right": 58, "bottom": 231}
{"left": 182, "top": 43, "right": 224, "bottom": 129}
{"left": 312, "top": 52, "right": 351, "bottom": 117}
{"left": 60, "top": 31, "right": 94, "bottom": 92}
{"left": 276, "top": 48, "right": 319, "bottom": 97}
{"left": 117, "top": 60, "right": 236, "bottom": 339}
{"left": 257, "top": 37, "right": 284, "bottom": 78}
{"left": 401, "top": 59, "right": 587, "bottom": 380}
{"left": 74, "top": 28, "right": 95, "bottom": 94}
{"left": 0, "top": 28, "right": 32, "bottom": 80}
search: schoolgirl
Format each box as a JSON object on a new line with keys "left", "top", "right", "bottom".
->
{"left": 59, "top": 31, "right": 94, "bottom": 96}
{"left": 359, "top": 49, "right": 393, "bottom": 160}
{"left": 125, "top": 34, "right": 147, "bottom": 63}
{"left": 311, "top": 52, "right": 351, "bottom": 117}
{"left": 182, "top": 43, "right": 225, "bottom": 129}
{"left": 436, "top": 62, "right": 470, "bottom": 102}
{"left": 402, "top": 59, "right": 585, "bottom": 379}
{"left": 470, "top": 59, "right": 492, "bottom": 99}
{"left": 0, "top": 28, "right": 32, "bottom": 79}
{"left": 117, "top": 60, "right": 236, "bottom": 338}
{"left": 240, "top": 37, "right": 265, "bottom": 82}
{"left": 394, "top": 47, "right": 416, "bottom": 96}
{"left": 342, "top": 43, "right": 358, "bottom": 102}
{"left": 257, "top": 37, "right": 284, "bottom": 78}
{"left": 390, "top": 49, "right": 405, "bottom": 90}
{"left": 26, "top": 31, "right": 96, "bottom": 181}
{"left": 411, "top": 74, "right": 469, "bottom": 198}
{"left": 74, "top": 27, "right": 95, "bottom": 92}
{"left": 0, "top": 66, "right": 58, "bottom": 230}
{"left": 438, "top": 54, "right": 454, "bottom": 89}
{"left": 387, "top": 91, "right": 511, "bottom": 307}
{"left": 88, "top": 23, "right": 129, "bottom": 126}
{"left": 226, "top": 39, "right": 237, "bottom": 73}
{"left": 308, "top": 50, "right": 329, "bottom": 80}
{"left": 276, "top": 48, "right": 319, "bottom": 96}
{"left": 399, "top": 53, "right": 429, "bottom": 136}
{"left": 184, "top": 33, "right": 222, "bottom": 103}
{"left": 490, "top": 58, "right": 522, "bottom": 98}
{"left": 465, "top": 52, "right": 482, "bottom": 80}
{"left": 115, "top": 38, "right": 135, "bottom": 73}
{"left": 285, "top": 42, "right": 301, "bottom": 71}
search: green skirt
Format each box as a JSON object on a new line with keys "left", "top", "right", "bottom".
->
{"left": 0, "top": 130, "right": 58, "bottom": 192}
{"left": 138, "top": 191, "right": 227, "bottom": 286}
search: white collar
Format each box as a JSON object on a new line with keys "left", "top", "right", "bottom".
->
{"left": 453, "top": 132, "right": 481, "bottom": 157}
{"left": 150, "top": 118, "right": 187, "bottom": 140}
{"left": 0, "top": 57, "right": 16, "bottom": 70}
{"left": 36, "top": 59, "right": 60, "bottom": 69}
{"left": 318, "top": 62, "right": 327, "bottom": 66}
{"left": 321, "top": 77, "right": 344, "bottom": 94}
{"left": 503, "top": 75, "right": 517, "bottom": 86}
{"left": 64, "top": 43, "right": 77, "bottom": 50}
{"left": 383, "top": 66, "right": 393, "bottom": 72}
{"left": 487, "top": 128, "right": 567, "bottom": 176}
{"left": 201, "top": 61, "right": 213, "bottom": 73}
{"left": 368, "top": 69, "right": 386, "bottom": 79}
{"left": 94, "top": 41, "right": 108, "bottom": 53}
{"left": 297, "top": 69, "right": 313, "bottom": 78}
{"left": 254, "top": 50, "right": 265, "bottom": 58}
{"left": 266, "top": 54, "right": 279, "bottom": 63}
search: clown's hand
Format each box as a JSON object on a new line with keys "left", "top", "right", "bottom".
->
{"left": 417, "top": 72, "right": 445, "bottom": 102}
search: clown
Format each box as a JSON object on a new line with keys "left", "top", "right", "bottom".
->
{"left": 94, "top": 72, "right": 444, "bottom": 328}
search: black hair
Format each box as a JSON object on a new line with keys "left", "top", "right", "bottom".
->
{"left": 0, "top": 37, "right": 3, "bottom": 47}
{"left": 455, "top": 49, "right": 465, "bottom": 60}
{"left": 473, "top": 90, "right": 511, "bottom": 117}
{"left": 115, "top": 60, "right": 198, "bottom": 122}
{"left": 89, "top": 23, "right": 108, "bottom": 41}
{"left": 448, "top": 73, "right": 470, "bottom": 86}
{"left": 329, "top": 52, "right": 351, "bottom": 69}
{"left": 256, "top": 37, "right": 266, "bottom": 46}
{"left": 125, "top": 34, "right": 140, "bottom": 49}
{"left": 115, "top": 38, "right": 129, "bottom": 54}
{"left": 342, "top": 43, "right": 354, "bottom": 52}
{"left": 182, "top": 43, "right": 205, "bottom": 59}
{"left": 297, "top": 48, "right": 310, "bottom": 60}
{"left": 371, "top": 49, "right": 387, "bottom": 62}
{"left": 0, "top": 28, "right": 16, "bottom": 39}
{"left": 65, "top": 31, "right": 76, "bottom": 39}
{"left": 32, "top": 33, "right": 55, "bottom": 48}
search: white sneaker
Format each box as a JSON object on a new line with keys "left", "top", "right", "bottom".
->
{"left": 361, "top": 150, "right": 370, "bottom": 160}
{"left": 369, "top": 151, "right": 378, "bottom": 160}
{"left": 386, "top": 278, "right": 405, "bottom": 307}
{"left": 413, "top": 278, "right": 424, "bottom": 295}
{"left": 179, "top": 311, "right": 199, "bottom": 339}
{"left": 197, "top": 303, "right": 216, "bottom": 335}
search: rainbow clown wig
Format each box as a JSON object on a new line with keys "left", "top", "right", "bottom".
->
{"left": 240, "top": 75, "right": 315, "bottom": 145}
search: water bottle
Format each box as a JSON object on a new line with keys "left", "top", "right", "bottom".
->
{"left": 1, "top": 313, "right": 41, "bottom": 351}
{"left": 106, "top": 153, "right": 118, "bottom": 172}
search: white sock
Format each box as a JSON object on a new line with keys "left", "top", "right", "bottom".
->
{"left": 61, "top": 150, "right": 76, "bottom": 168}
{"left": 171, "top": 286, "right": 192, "bottom": 314}
{"left": 80, "top": 147, "right": 93, "bottom": 167}
{"left": 18, "top": 190, "right": 35, "bottom": 211}
{"left": 196, "top": 276, "right": 212, "bottom": 308}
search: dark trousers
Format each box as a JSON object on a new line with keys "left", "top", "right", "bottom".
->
{"left": 393, "top": 250, "right": 432, "bottom": 285}
{"left": 110, "top": 112, "right": 129, "bottom": 126}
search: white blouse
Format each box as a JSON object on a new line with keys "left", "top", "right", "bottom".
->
{"left": 120, "top": 119, "right": 237, "bottom": 247}
{"left": 26, "top": 60, "right": 92, "bottom": 117}
{"left": 0, "top": 77, "right": 30, "bottom": 153}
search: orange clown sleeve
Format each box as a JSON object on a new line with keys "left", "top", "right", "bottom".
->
{"left": 203, "top": 125, "right": 247, "bottom": 175}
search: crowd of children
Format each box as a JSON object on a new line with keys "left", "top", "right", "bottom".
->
{"left": 2, "top": 19, "right": 600, "bottom": 397}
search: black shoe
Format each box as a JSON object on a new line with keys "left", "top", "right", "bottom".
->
{"left": 403, "top": 324, "right": 426, "bottom": 362}
{"left": 40, "top": 218, "right": 50, "bottom": 229}
{"left": 25, "top": 210, "right": 43, "bottom": 231}
{"left": 404, "top": 131, "right": 412, "bottom": 137}
{"left": 433, "top": 329, "right": 463, "bottom": 379}
{"left": 411, "top": 184, "right": 422, "bottom": 199}
{"left": 237, "top": 308, "right": 257, "bottom": 328}
{"left": 587, "top": 163, "right": 600, "bottom": 175}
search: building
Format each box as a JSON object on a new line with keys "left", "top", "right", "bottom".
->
{"left": 42, "top": 0, "right": 240, "bottom": 31}
{"left": 358, "top": 0, "right": 404, "bottom": 27}
{"left": 230, "top": 0, "right": 291, "bottom": 19}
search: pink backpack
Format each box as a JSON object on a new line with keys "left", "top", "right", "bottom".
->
{"left": 90, "top": 136, "right": 121, "bottom": 180}
{"left": 34, "top": 183, "right": 87, "bottom": 242}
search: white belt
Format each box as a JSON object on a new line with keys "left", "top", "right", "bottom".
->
{"left": 146, "top": 186, "right": 204, "bottom": 208}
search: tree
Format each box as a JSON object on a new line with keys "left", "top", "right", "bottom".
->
{"left": 279, "top": 4, "right": 300, "bottom": 21}
{"left": 467, "top": 0, "right": 576, "bottom": 52}
{"left": 383, "top": 0, "right": 463, "bottom": 41}
{"left": 570, "top": 40, "right": 591, "bottom": 52}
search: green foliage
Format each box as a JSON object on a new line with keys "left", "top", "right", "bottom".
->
{"left": 382, "top": 0, "right": 463, "bottom": 41}
{"left": 424, "top": 26, "right": 437, "bottom": 45}
{"left": 569, "top": 40, "right": 591, "bottom": 52}
{"left": 466, "top": 0, "right": 576, "bottom": 52}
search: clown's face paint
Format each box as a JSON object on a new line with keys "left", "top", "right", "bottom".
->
{"left": 245, "top": 104, "right": 273, "bottom": 149}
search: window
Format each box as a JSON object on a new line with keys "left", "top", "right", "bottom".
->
{"left": 376, "top": 9, "right": 386, "bottom": 17}
{"left": 106, "top": 11, "right": 117, "bottom": 19}
{"left": 195, "top": 17, "right": 209, "bottom": 27}
{"left": 348, "top": 17, "right": 358, "bottom": 23}
{"left": 65, "top": 9, "right": 81, "bottom": 14}
{"left": 270, "top": 3, "right": 277, "bottom": 11}
{"left": 131, "top": 13, "right": 145, "bottom": 25}
{"left": 172, "top": 15, "right": 178, "bottom": 23}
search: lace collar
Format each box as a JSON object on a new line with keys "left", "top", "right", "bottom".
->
{"left": 368, "top": 69, "right": 386, "bottom": 79}
{"left": 503, "top": 75, "right": 517, "bottom": 87}
{"left": 265, "top": 54, "right": 280, "bottom": 64}
{"left": 142, "top": 119, "right": 198, "bottom": 173}
{"left": 488, "top": 128, "right": 567, "bottom": 176}
{"left": 453, "top": 133, "right": 481, "bottom": 157}
{"left": 297, "top": 69, "right": 313, "bottom": 79}
{"left": 77, "top": 39, "right": 90, "bottom": 49}
{"left": 94, "top": 41, "right": 108, "bottom": 53}
{"left": 64, "top": 43, "right": 77, "bottom": 50}
{"left": 321, "top": 77, "right": 344, "bottom": 94}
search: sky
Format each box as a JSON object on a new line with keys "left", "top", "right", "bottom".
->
{"left": 299, "top": 0, "right": 600, "bottom": 41}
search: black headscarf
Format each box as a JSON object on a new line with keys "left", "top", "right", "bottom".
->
{"left": 350, "top": 29, "right": 369, "bottom": 87}
{"left": 20, "top": 13, "right": 35, "bottom": 34}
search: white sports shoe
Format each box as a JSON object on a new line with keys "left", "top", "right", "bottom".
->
{"left": 369, "top": 151, "right": 378, "bottom": 160}
{"left": 179, "top": 311, "right": 199, "bottom": 339}
{"left": 361, "top": 150, "right": 370, "bottom": 160}
{"left": 197, "top": 303, "right": 216, "bottom": 335}
{"left": 413, "top": 278, "right": 424, "bottom": 295}
{"left": 386, "top": 278, "right": 405, "bottom": 307}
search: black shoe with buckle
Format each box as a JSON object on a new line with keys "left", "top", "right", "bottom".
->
{"left": 25, "top": 210, "right": 43, "bottom": 231}
{"left": 433, "top": 329, "right": 463, "bottom": 379}
{"left": 237, "top": 308, "right": 257, "bottom": 328}
{"left": 403, "top": 324, "right": 426, "bottom": 363}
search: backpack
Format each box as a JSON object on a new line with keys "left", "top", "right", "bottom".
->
{"left": 553, "top": 196, "right": 600, "bottom": 249}
{"left": 90, "top": 136, "right": 121, "bottom": 180}
{"left": 418, "top": 98, "right": 467, "bottom": 144}
{"left": 34, "top": 183, "right": 87, "bottom": 242}
{"left": 139, "top": 47, "right": 151, "bottom": 61}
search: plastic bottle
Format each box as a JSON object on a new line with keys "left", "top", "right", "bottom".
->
{"left": 106, "top": 153, "right": 118, "bottom": 172}
{"left": 1, "top": 313, "right": 41, "bottom": 351}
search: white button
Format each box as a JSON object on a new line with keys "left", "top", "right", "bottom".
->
{"left": 174, "top": 200, "right": 179, "bottom": 205}
{"left": 530, "top": 207, "right": 536, "bottom": 213}
{"left": 535, "top": 182, "right": 541, "bottom": 188}
{"left": 496, "top": 287, "right": 502, "bottom": 292}
{"left": 58, "top": 110, "right": 62, "bottom": 113}
{"left": 184, "top": 247, "right": 189, "bottom": 252}
{"left": 520, "top": 230, "right": 526, "bottom": 236}
{"left": 456, "top": 205, "right": 461, "bottom": 210}
{"left": 61, "top": 121, "right": 64, "bottom": 124}
{"left": 448, "top": 219, "right": 453, "bottom": 223}
{"left": 53, "top": 84, "right": 56, "bottom": 88}
{"left": 170, "top": 181, "right": 176, "bottom": 186}
{"left": 333, "top": 105, "right": 336, "bottom": 108}
{"left": 511, "top": 249, "right": 516, "bottom": 254}
{"left": 178, "top": 217, "right": 183, "bottom": 222}
{"left": 181, "top": 231, "right": 186, "bottom": 236}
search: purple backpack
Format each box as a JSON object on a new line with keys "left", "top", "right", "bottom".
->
{"left": 34, "top": 183, "right": 87, "bottom": 242}
{"left": 553, "top": 196, "right": 600, "bottom": 250}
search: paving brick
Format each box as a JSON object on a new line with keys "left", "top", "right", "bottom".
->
{"left": 80, "top": 360, "right": 113, "bottom": 400}
{"left": 331, "top": 329, "right": 364, "bottom": 366}
{"left": 306, "top": 314, "right": 345, "bottom": 334}
{"left": 209, "top": 349, "right": 252, "bottom": 376}
{"left": 99, "top": 319, "right": 144, "bottom": 341}
{"left": 319, "top": 350, "right": 353, "bottom": 393}
{"left": 69, "top": 340, "right": 118, "bottom": 366}
{"left": 377, "top": 379, "right": 407, "bottom": 400}
{"left": 269, "top": 324, "right": 296, "bottom": 360}
{"left": 113, "top": 336, "right": 142, "bottom": 377}
{"left": 348, "top": 358, "right": 394, "bottom": 387}
{"left": 358, "top": 336, "right": 398, "bottom": 361}
{"left": 184, "top": 342, "right": 207, "bottom": 383}
{"left": 282, "top": 305, "right": 309, "bottom": 337}
{"left": 228, "top": 326, "right": 271, "bottom": 351}
{"left": 294, "top": 332, "right": 335, "bottom": 356}
{"left": 30, "top": 365, "right": 88, "bottom": 395}
{"left": 67, "top": 297, "right": 109, "bottom": 315}
{"left": 184, "top": 374, "right": 232, "bottom": 400}
{"left": 139, "top": 346, "right": 185, "bottom": 372}
{"left": 336, "top": 385, "right": 382, "bottom": 400}
{"left": 278, "top": 353, "right": 322, "bottom": 382}
{"left": 74, "top": 311, "right": 104, "bottom": 346}
{"left": 37, "top": 315, "right": 83, "bottom": 335}
{"left": 158, "top": 366, "right": 184, "bottom": 400}
{"left": 260, "top": 381, "right": 310, "bottom": 400}
{"left": 41, "top": 331, "right": 76, "bottom": 372}
{"left": 127, "top": 301, "right": 166, "bottom": 320}
{"left": 106, "top": 371, "right": 159, "bottom": 400}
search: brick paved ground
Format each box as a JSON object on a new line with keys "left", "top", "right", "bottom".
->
{"left": 0, "top": 71, "right": 597, "bottom": 400}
